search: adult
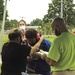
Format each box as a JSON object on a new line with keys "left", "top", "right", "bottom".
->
{"left": 25, "top": 29, "right": 52, "bottom": 75}
{"left": 41, "top": 17, "right": 75, "bottom": 75}
{"left": 1, "top": 29, "right": 43, "bottom": 75}
{"left": 18, "top": 19, "right": 27, "bottom": 44}
{"left": 18, "top": 19, "right": 27, "bottom": 34}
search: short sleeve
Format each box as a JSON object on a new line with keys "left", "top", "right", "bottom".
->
{"left": 45, "top": 40, "right": 52, "bottom": 51}
{"left": 40, "top": 39, "right": 51, "bottom": 52}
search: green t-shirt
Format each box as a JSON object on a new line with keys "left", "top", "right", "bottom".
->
{"left": 47, "top": 32, "right": 75, "bottom": 71}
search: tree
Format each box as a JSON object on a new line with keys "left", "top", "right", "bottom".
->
{"left": 0, "top": 0, "right": 4, "bottom": 20}
{"left": 10, "top": 19, "right": 18, "bottom": 28}
{"left": 4, "top": 19, "right": 18, "bottom": 30}
{"left": 0, "top": 23, "right": 1, "bottom": 31}
{"left": 0, "top": 0, "right": 8, "bottom": 20}
{"left": 30, "top": 18, "right": 43, "bottom": 26}
{"left": 0, "top": 20, "right": 2, "bottom": 30}
{"left": 5, "top": 20, "right": 12, "bottom": 30}
{"left": 37, "top": 21, "right": 52, "bottom": 35}
{"left": 43, "top": 0, "right": 75, "bottom": 26}
{"left": 42, "top": 22, "right": 52, "bottom": 35}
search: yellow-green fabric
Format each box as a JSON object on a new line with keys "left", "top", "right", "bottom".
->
{"left": 47, "top": 32, "right": 75, "bottom": 71}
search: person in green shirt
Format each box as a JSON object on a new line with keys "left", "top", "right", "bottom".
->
{"left": 41, "top": 17, "right": 75, "bottom": 75}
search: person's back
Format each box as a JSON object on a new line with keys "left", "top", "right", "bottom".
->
{"left": 1, "top": 42, "right": 29, "bottom": 75}
{"left": 49, "top": 31, "right": 75, "bottom": 71}
{"left": 41, "top": 17, "right": 75, "bottom": 75}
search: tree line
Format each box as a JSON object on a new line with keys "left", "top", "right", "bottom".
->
{"left": 0, "top": 0, "right": 75, "bottom": 35}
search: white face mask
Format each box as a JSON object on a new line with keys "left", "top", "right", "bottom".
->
{"left": 19, "top": 26, "right": 26, "bottom": 30}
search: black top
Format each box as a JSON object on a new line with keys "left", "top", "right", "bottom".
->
{"left": 1, "top": 42, "right": 31, "bottom": 74}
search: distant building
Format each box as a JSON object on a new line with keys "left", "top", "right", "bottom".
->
{"left": 26, "top": 26, "right": 41, "bottom": 29}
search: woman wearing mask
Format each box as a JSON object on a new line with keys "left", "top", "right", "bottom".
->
{"left": 18, "top": 20, "right": 27, "bottom": 44}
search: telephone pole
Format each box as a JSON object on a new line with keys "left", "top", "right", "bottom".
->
{"left": 19, "top": 16, "right": 26, "bottom": 20}
{"left": 0, "top": 0, "right": 8, "bottom": 53}
{"left": 61, "top": 0, "right": 63, "bottom": 18}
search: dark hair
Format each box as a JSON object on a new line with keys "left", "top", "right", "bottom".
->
{"left": 8, "top": 29, "right": 23, "bottom": 41}
{"left": 25, "top": 29, "right": 38, "bottom": 39}
{"left": 52, "top": 17, "right": 68, "bottom": 32}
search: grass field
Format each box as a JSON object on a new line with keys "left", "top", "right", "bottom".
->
{"left": 2, "top": 35, "right": 8, "bottom": 45}
{"left": 2, "top": 34, "right": 56, "bottom": 44}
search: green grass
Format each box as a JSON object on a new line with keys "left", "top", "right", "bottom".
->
{"left": 2, "top": 35, "right": 8, "bottom": 45}
{"left": 0, "top": 64, "right": 1, "bottom": 73}
{"left": 44, "top": 37, "right": 55, "bottom": 42}
{"left": 0, "top": 34, "right": 8, "bottom": 73}
{"left": 2, "top": 34, "right": 56, "bottom": 45}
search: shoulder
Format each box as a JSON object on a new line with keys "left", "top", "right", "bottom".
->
{"left": 42, "top": 39, "right": 51, "bottom": 45}
{"left": 40, "top": 39, "right": 51, "bottom": 51}
{"left": 21, "top": 45, "right": 31, "bottom": 56}
{"left": 2, "top": 42, "right": 10, "bottom": 48}
{"left": 21, "top": 45, "right": 31, "bottom": 51}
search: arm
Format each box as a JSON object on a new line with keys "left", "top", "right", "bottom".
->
{"left": 31, "top": 52, "right": 41, "bottom": 58}
{"left": 29, "top": 36, "right": 43, "bottom": 55}
{"left": 27, "top": 52, "right": 41, "bottom": 62}
{"left": 41, "top": 53, "right": 57, "bottom": 66}
{"left": 31, "top": 50, "right": 48, "bottom": 59}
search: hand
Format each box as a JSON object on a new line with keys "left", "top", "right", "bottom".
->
{"left": 22, "top": 38, "right": 27, "bottom": 43}
{"left": 27, "top": 56, "right": 32, "bottom": 62}
{"left": 41, "top": 53, "right": 47, "bottom": 60}
{"left": 40, "top": 36, "right": 43, "bottom": 42}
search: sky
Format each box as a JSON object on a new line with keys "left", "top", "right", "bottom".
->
{"left": 7, "top": 0, "right": 51, "bottom": 23}
{"left": 7, "top": 0, "right": 75, "bottom": 24}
